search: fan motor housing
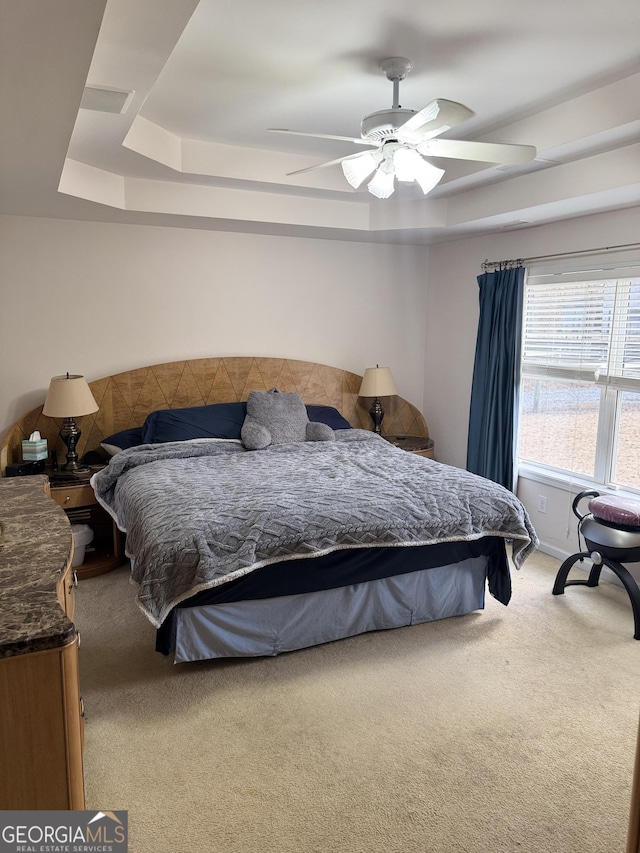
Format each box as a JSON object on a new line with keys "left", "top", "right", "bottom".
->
{"left": 361, "top": 108, "right": 416, "bottom": 143}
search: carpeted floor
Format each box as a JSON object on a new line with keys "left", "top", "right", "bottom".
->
{"left": 75, "top": 551, "right": 639, "bottom": 853}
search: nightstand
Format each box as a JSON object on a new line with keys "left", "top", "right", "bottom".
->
{"left": 383, "top": 434, "right": 435, "bottom": 460}
{"left": 48, "top": 469, "right": 124, "bottom": 579}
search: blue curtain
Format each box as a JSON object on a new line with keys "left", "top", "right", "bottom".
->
{"left": 466, "top": 265, "right": 525, "bottom": 490}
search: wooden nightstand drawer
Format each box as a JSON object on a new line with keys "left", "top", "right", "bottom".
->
{"left": 50, "top": 484, "right": 95, "bottom": 509}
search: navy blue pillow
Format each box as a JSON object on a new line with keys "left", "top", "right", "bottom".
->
{"left": 306, "top": 405, "right": 351, "bottom": 430}
{"left": 142, "top": 402, "right": 248, "bottom": 444}
{"left": 100, "top": 426, "right": 144, "bottom": 454}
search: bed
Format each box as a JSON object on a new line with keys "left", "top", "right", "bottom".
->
{"left": 1, "top": 357, "right": 538, "bottom": 664}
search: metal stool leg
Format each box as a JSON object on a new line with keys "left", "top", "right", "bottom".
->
{"left": 600, "top": 559, "right": 640, "bottom": 640}
{"left": 552, "top": 552, "right": 592, "bottom": 595}
{"left": 553, "top": 552, "right": 640, "bottom": 639}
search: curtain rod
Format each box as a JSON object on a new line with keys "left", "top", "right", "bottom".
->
{"left": 481, "top": 241, "right": 640, "bottom": 271}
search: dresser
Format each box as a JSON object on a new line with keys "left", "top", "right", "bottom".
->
{"left": 0, "top": 476, "right": 84, "bottom": 809}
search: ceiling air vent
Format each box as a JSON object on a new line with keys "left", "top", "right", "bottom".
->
{"left": 80, "top": 85, "right": 135, "bottom": 115}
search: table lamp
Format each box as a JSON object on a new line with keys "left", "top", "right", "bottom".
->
{"left": 42, "top": 373, "right": 99, "bottom": 472}
{"left": 358, "top": 366, "right": 398, "bottom": 433}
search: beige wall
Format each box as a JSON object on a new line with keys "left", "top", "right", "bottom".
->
{"left": 0, "top": 215, "right": 429, "bottom": 437}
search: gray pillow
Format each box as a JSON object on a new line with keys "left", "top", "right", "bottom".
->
{"left": 306, "top": 420, "right": 335, "bottom": 442}
{"left": 241, "top": 388, "right": 335, "bottom": 450}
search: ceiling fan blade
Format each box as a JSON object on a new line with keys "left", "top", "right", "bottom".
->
{"left": 417, "top": 138, "right": 537, "bottom": 165}
{"left": 286, "top": 148, "right": 381, "bottom": 176}
{"left": 268, "top": 128, "right": 372, "bottom": 146}
{"left": 396, "top": 99, "right": 475, "bottom": 143}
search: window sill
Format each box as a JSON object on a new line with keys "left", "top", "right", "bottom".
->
{"left": 517, "top": 463, "right": 640, "bottom": 501}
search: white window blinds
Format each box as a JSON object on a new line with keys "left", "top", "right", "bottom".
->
{"left": 522, "top": 273, "right": 640, "bottom": 389}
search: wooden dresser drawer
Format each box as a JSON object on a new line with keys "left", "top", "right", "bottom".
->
{"left": 50, "top": 484, "right": 95, "bottom": 510}
{"left": 57, "top": 564, "right": 78, "bottom": 620}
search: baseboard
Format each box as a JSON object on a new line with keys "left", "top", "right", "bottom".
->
{"left": 536, "top": 542, "right": 571, "bottom": 562}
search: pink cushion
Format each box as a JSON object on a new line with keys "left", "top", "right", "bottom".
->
{"left": 589, "top": 496, "right": 640, "bottom": 527}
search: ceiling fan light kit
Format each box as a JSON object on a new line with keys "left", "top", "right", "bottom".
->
{"left": 272, "top": 56, "right": 536, "bottom": 199}
{"left": 343, "top": 143, "right": 445, "bottom": 199}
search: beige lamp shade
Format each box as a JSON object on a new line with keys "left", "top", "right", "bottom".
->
{"left": 42, "top": 374, "right": 99, "bottom": 418}
{"left": 359, "top": 367, "right": 398, "bottom": 398}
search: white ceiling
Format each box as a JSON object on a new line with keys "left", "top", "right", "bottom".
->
{"left": 1, "top": 0, "right": 639, "bottom": 244}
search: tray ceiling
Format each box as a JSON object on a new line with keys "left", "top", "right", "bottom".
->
{"left": 1, "top": 0, "right": 639, "bottom": 244}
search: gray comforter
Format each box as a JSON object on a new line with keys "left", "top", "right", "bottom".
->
{"left": 91, "top": 430, "right": 538, "bottom": 627}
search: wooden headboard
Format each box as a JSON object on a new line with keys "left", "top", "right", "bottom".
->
{"left": 1, "top": 357, "right": 428, "bottom": 472}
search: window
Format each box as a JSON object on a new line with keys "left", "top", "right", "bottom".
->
{"left": 518, "top": 263, "right": 640, "bottom": 492}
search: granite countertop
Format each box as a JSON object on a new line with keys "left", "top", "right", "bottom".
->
{"left": 0, "top": 476, "right": 75, "bottom": 658}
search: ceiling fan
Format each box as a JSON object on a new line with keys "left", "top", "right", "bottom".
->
{"left": 269, "top": 57, "right": 537, "bottom": 198}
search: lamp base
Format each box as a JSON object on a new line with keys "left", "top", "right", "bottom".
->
{"left": 60, "top": 417, "right": 89, "bottom": 472}
{"left": 369, "top": 397, "right": 385, "bottom": 434}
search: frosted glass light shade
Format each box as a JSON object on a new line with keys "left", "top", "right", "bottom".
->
{"left": 394, "top": 147, "right": 445, "bottom": 194}
{"left": 359, "top": 367, "right": 398, "bottom": 397}
{"left": 43, "top": 374, "right": 99, "bottom": 417}
{"left": 367, "top": 168, "right": 395, "bottom": 199}
{"left": 412, "top": 159, "right": 445, "bottom": 195}
{"left": 342, "top": 152, "right": 379, "bottom": 188}
{"left": 393, "top": 147, "right": 423, "bottom": 181}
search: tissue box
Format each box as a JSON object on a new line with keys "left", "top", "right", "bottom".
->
{"left": 22, "top": 439, "right": 48, "bottom": 461}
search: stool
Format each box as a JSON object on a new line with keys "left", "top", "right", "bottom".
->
{"left": 552, "top": 490, "right": 640, "bottom": 640}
